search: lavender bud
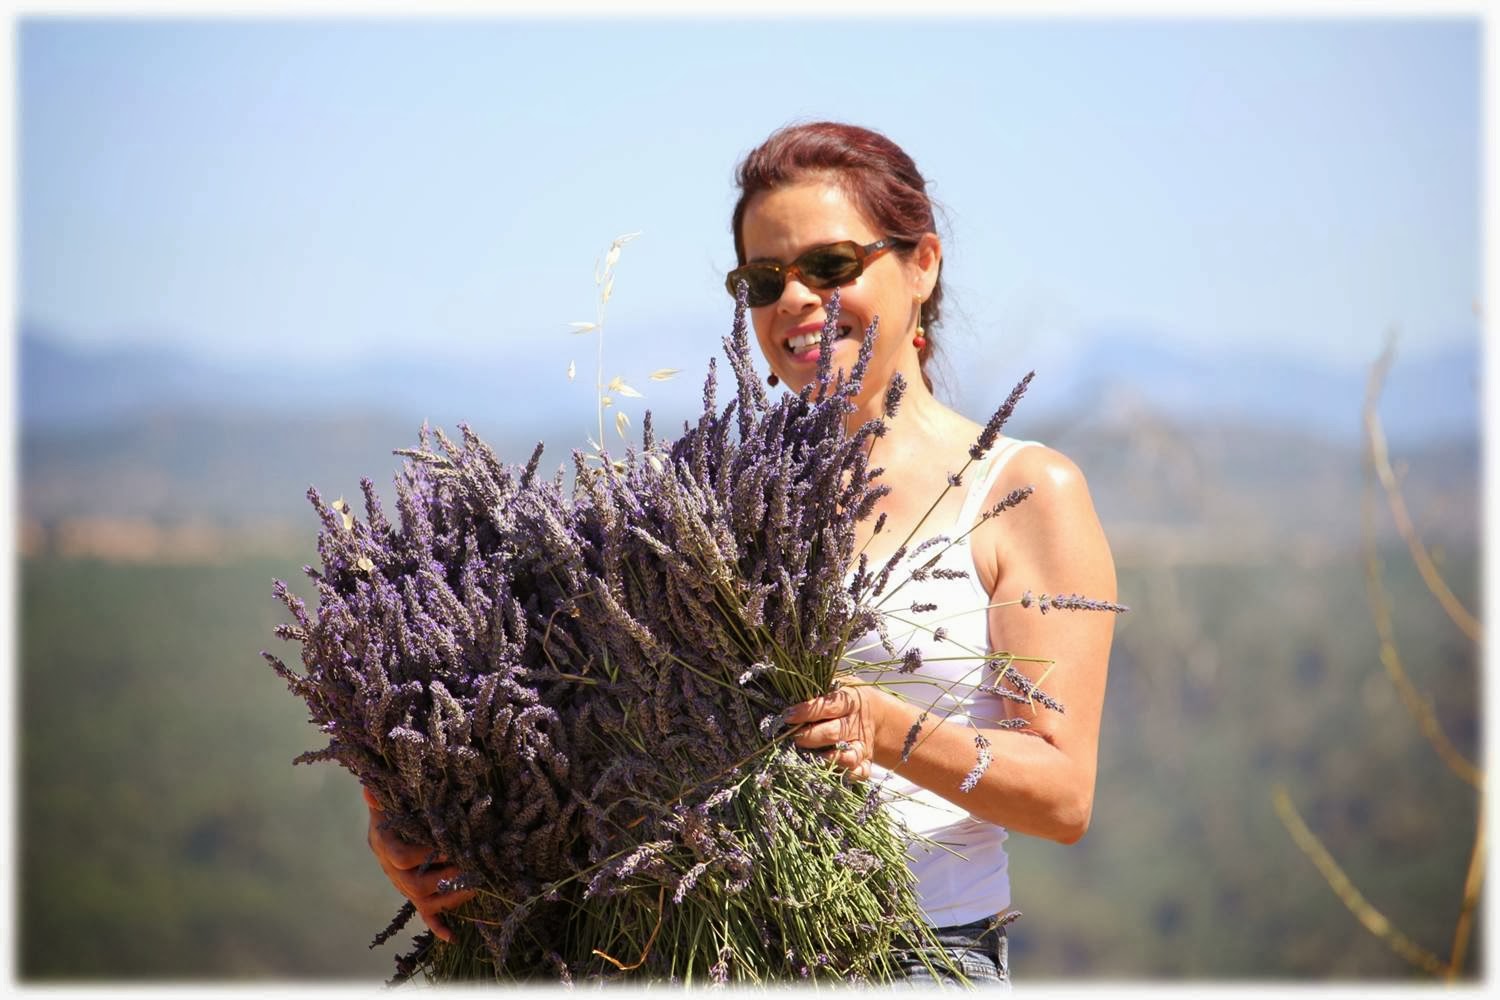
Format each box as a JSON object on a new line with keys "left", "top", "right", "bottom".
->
{"left": 960, "top": 733, "right": 992, "bottom": 793}
{"left": 983, "top": 485, "right": 1035, "bottom": 520}
{"left": 834, "top": 848, "right": 881, "bottom": 875}
{"left": 900, "top": 712, "right": 927, "bottom": 763}
{"left": 710, "top": 947, "right": 731, "bottom": 985}
{"left": 882, "top": 371, "right": 906, "bottom": 418}
{"left": 759, "top": 711, "right": 788, "bottom": 736}
{"left": 1049, "top": 593, "right": 1131, "bottom": 613}
{"left": 738, "top": 660, "right": 775, "bottom": 685}
{"left": 370, "top": 901, "right": 417, "bottom": 949}
{"left": 970, "top": 371, "right": 1035, "bottom": 460}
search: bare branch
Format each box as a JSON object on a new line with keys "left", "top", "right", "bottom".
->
{"left": 1361, "top": 345, "right": 1482, "bottom": 788}
{"left": 1446, "top": 797, "right": 1486, "bottom": 981}
{"left": 1363, "top": 340, "right": 1481, "bottom": 642}
{"left": 1271, "top": 786, "right": 1448, "bottom": 977}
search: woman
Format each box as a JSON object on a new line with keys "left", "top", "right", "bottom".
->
{"left": 365, "top": 121, "right": 1117, "bottom": 986}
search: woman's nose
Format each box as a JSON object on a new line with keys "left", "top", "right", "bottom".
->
{"left": 776, "top": 269, "right": 822, "bottom": 313}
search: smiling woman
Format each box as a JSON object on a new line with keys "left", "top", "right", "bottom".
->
{"left": 729, "top": 123, "right": 1117, "bottom": 985}
{"left": 362, "top": 121, "right": 1119, "bottom": 987}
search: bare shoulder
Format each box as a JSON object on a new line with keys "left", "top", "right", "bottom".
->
{"left": 994, "top": 441, "right": 1096, "bottom": 515}
{"left": 974, "top": 440, "right": 1114, "bottom": 596}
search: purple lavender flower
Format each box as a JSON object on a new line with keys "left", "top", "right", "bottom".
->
{"left": 970, "top": 371, "right": 1035, "bottom": 461}
{"left": 882, "top": 372, "right": 906, "bottom": 418}
{"left": 900, "top": 713, "right": 928, "bottom": 764}
{"left": 959, "top": 734, "right": 992, "bottom": 793}
{"left": 1049, "top": 593, "right": 1131, "bottom": 613}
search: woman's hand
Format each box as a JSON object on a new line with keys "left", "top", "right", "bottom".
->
{"left": 784, "top": 680, "right": 889, "bottom": 781}
{"left": 363, "top": 786, "right": 476, "bottom": 943}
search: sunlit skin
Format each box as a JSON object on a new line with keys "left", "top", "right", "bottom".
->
{"left": 365, "top": 177, "right": 1118, "bottom": 943}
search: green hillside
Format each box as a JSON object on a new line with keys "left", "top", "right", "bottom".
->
{"left": 17, "top": 541, "right": 1481, "bottom": 981}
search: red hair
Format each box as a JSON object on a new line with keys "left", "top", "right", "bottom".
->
{"left": 731, "top": 121, "right": 943, "bottom": 391}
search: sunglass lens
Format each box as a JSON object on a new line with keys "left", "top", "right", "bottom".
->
{"left": 798, "top": 244, "right": 863, "bottom": 288}
{"left": 740, "top": 267, "right": 786, "bottom": 307}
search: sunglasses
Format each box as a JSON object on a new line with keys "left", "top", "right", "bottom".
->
{"left": 725, "top": 238, "right": 896, "bottom": 307}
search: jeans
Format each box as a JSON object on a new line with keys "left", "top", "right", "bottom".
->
{"left": 889, "top": 916, "right": 1011, "bottom": 988}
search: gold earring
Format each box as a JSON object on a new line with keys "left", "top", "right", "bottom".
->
{"left": 913, "top": 295, "right": 927, "bottom": 350}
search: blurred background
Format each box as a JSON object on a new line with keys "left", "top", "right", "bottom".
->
{"left": 12, "top": 12, "right": 1485, "bottom": 984}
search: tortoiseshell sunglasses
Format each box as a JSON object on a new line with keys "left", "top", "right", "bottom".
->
{"left": 725, "top": 238, "right": 896, "bottom": 307}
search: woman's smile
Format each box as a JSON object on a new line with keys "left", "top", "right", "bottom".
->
{"left": 783, "top": 320, "right": 857, "bottom": 363}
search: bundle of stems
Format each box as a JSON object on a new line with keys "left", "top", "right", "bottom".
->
{"left": 266, "top": 288, "right": 1095, "bottom": 984}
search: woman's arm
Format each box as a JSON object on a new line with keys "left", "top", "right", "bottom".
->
{"left": 788, "top": 445, "right": 1117, "bottom": 844}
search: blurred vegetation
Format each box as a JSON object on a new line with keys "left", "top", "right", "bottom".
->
{"left": 19, "top": 554, "right": 396, "bottom": 980}
{"left": 1007, "top": 551, "right": 1480, "bottom": 980}
{"left": 17, "top": 534, "right": 1479, "bottom": 981}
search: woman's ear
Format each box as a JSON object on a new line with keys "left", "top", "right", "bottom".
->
{"left": 914, "top": 232, "right": 943, "bottom": 298}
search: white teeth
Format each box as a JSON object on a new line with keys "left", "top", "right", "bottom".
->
{"left": 786, "top": 326, "right": 854, "bottom": 352}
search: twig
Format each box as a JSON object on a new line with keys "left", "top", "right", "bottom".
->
{"left": 1363, "top": 339, "right": 1481, "bottom": 642}
{"left": 1446, "top": 793, "right": 1485, "bottom": 981}
{"left": 1360, "top": 352, "right": 1481, "bottom": 788}
{"left": 1271, "top": 786, "right": 1448, "bottom": 977}
{"left": 592, "top": 885, "right": 667, "bottom": 971}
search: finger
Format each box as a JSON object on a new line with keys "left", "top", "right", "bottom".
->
{"left": 822, "top": 742, "right": 867, "bottom": 772}
{"left": 425, "top": 913, "right": 456, "bottom": 944}
{"left": 372, "top": 821, "right": 449, "bottom": 871}
{"left": 784, "top": 688, "right": 854, "bottom": 725}
{"left": 384, "top": 860, "right": 476, "bottom": 908}
{"left": 792, "top": 720, "right": 848, "bottom": 749}
{"left": 363, "top": 789, "right": 445, "bottom": 869}
{"left": 414, "top": 899, "right": 471, "bottom": 947}
{"left": 417, "top": 886, "right": 478, "bottom": 944}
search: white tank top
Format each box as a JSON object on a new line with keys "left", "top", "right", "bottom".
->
{"left": 845, "top": 437, "right": 1040, "bottom": 927}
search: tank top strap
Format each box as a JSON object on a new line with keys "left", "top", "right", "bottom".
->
{"left": 954, "top": 438, "right": 1041, "bottom": 531}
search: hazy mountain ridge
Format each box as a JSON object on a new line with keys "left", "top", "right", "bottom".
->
{"left": 963, "top": 328, "right": 1481, "bottom": 448}
{"left": 19, "top": 324, "right": 584, "bottom": 434}
{"left": 22, "top": 324, "right": 1481, "bottom": 448}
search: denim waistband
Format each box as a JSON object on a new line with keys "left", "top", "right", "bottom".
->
{"left": 890, "top": 915, "right": 1011, "bottom": 987}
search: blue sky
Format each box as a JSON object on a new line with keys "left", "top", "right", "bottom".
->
{"left": 18, "top": 16, "right": 1482, "bottom": 394}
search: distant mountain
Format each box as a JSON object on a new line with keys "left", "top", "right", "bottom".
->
{"left": 18, "top": 324, "right": 585, "bottom": 436}
{"left": 22, "top": 323, "right": 1482, "bottom": 450}
{"left": 18, "top": 406, "right": 586, "bottom": 529}
{"left": 962, "top": 329, "right": 1481, "bottom": 449}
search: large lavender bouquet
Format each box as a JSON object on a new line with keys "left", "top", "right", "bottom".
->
{"left": 267, "top": 288, "right": 1092, "bottom": 984}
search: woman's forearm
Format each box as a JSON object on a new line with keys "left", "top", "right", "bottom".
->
{"left": 870, "top": 692, "right": 1094, "bottom": 844}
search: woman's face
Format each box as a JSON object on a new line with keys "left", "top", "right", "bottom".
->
{"left": 738, "top": 179, "right": 938, "bottom": 402}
